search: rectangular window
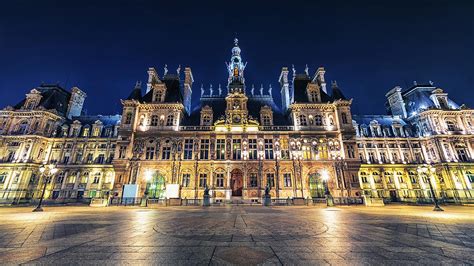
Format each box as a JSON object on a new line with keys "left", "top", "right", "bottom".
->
{"left": 199, "top": 173, "right": 207, "bottom": 188}
{"left": 145, "top": 147, "right": 155, "bottom": 160}
{"left": 86, "top": 153, "right": 93, "bottom": 163}
{"left": 96, "top": 154, "right": 105, "bottom": 164}
{"left": 368, "top": 152, "right": 375, "bottom": 162}
{"left": 162, "top": 146, "right": 171, "bottom": 160}
{"left": 93, "top": 174, "right": 100, "bottom": 184}
{"left": 232, "top": 139, "right": 242, "bottom": 160}
{"left": 183, "top": 139, "right": 193, "bottom": 160}
{"left": 266, "top": 173, "right": 275, "bottom": 188}
{"left": 118, "top": 146, "right": 126, "bottom": 159}
{"left": 216, "top": 139, "right": 225, "bottom": 160}
{"left": 347, "top": 145, "right": 355, "bottom": 159}
{"left": 200, "top": 139, "right": 209, "bottom": 160}
{"left": 216, "top": 173, "right": 224, "bottom": 188}
{"left": 182, "top": 174, "right": 190, "bottom": 187}
{"left": 248, "top": 139, "right": 257, "bottom": 160}
{"left": 361, "top": 176, "right": 368, "bottom": 183}
{"left": 283, "top": 173, "right": 292, "bottom": 187}
{"left": 264, "top": 139, "right": 274, "bottom": 159}
{"left": 63, "top": 155, "right": 70, "bottom": 164}
{"left": 249, "top": 173, "right": 258, "bottom": 187}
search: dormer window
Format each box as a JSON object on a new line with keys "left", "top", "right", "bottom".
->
{"left": 166, "top": 114, "right": 174, "bottom": 126}
{"left": 23, "top": 89, "right": 42, "bottom": 110}
{"left": 314, "top": 115, "right": 322, "bottom": 126}
{"left": 124, "top": 113, "right": 132, "bottom": 124}
{"left": 260, "top": 106, "right": 273, "bottom": 126}
{"left": 151, "top": 115, "right": 159, "bottom": 126}
{"left": 200, "top": 105, "right": 213, "bottom": 126}
{"left": 299, "top": 114, "right": 308, "bottom": 126}
{"left": 306, "top": 84, "right": 320, "bottom": 102}
{"left": 153, "top": 90, "right": 164, "bottom": 102}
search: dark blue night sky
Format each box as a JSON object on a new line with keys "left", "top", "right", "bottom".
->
{"left": 0, "top": 0, "right": 473, "bottom": 115}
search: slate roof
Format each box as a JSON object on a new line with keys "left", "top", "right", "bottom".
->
{"left": 142, "top": 74, "right": 184, "bottom": 103}
{"left": 14, "top": 84, "right": 71, "bottom": 116}
{"left": 401, "top": 84, "right": 460, "bottom": 115}
{"left": 71, "top": 115, "right": 121, "bottom": 126}
{"left": 292, "top": 75, "right": 336, "bottom": 103}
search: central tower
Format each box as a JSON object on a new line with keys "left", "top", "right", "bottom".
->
{"left": 226, "top": 38, "right": 247, "bottom": 93}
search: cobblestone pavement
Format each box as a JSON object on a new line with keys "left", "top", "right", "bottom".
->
{"left": 0, "top": 205, "right": 473, "bottom": 265}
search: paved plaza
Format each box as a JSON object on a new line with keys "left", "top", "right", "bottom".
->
{"left": 0, "top": 205, "right": 473, "bottom": 265}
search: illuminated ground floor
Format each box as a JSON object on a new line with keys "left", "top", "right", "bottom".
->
{"left": 0, "top": 205, "right": 473, "bottom": 264}
{"left": 1, "top": 161, "right": 474, "bottom": 204}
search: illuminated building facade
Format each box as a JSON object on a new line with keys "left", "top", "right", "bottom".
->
{"left": 0, "top": 39, "right": 472, "bottom": 204}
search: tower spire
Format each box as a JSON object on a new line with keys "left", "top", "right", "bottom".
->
{"left": 226, "top": 37, "right": 247, "bottom": 93}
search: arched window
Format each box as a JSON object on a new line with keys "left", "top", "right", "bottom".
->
{"left": 17, "top": 121, "right": 28, "bottom": 134}
{"left": 299, "top": 114, "right": 308, "bottom": 126}
{"left": 151, "top": 115, "right": 159, "bottom": 126}
{"left": 314, "top": 115, "right": 322, "bottom": 126}
{"left": 445, "top": 120, "right": 456, "bottom": 131}
{"left": 166, "top": 114, "right": 174, "bottom": 126}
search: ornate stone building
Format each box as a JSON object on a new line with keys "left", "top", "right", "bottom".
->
{"left": 0, "top": 39, "right": 472, "bottom": 204}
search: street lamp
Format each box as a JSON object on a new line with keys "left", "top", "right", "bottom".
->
{"left": 141, "top": 170, "right": 153, "bottom": 207}
{"left": 33, "top": 164, "right": 58, "bottom": 212}
{"left": 417, "top": 164, "right": 444, "bottom": 211}
{"left": 321, "top": 169, "right": 334, "bottom": 207}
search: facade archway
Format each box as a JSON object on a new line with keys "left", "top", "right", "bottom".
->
{"left": 309, "top": 173, "right": 325, "bottom": 198}
{"left": 231, "top": 169, "right": 243, "bottom": 196}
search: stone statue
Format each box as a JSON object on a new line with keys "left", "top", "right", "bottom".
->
{"left": 218, "top": 84, "right": 222, "bottom": 96}
{"left": 251, "top": 85, "right": 255, "bottom": 96}
{"left": 200, "top": 84, "right": 204, "bottom": 97}
{"left": 268, "top": 84, "right": 272, "bottom": 96}
{"left": 260, "top": 85, "right": 263, "bottom": 96}
{"left": 176, "top": 64, "right": 181, "bottom": 75}
{"left": 209, "top": 84, "right": 213, "bottom": 96}
{"left": 305, "top": 64, "right": 309, "bottom": 76}
{"left": 163, "top": 64, "right": 168, "bottom": 76}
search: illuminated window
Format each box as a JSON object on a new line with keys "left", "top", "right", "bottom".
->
{"left": 264, "top": 139, "right": 274, "bottom": 159}
{"left": 145, "top": 147, "right": 155, "bottom": 160}
{"left": 446, "top": 120, "right": 456, "bottom": 131}
{"left": 299, "top": 114, "right": 308, "bottom": 126}
{"left": 232, "top": 139, "right": 241, "bottom": 160}
{"left": 199, "top": 173, "right": 207, "bottom": 188}
{"left": 161, "top": 146, "right": 171, "bottom": 160}
{"left": 248, "top": 139, "right": 257, "bottom": 160}
{"left": 200, "top": 139, "right": 209, "bottom": 160}
{"left": 216, "top": 139, "right": 225, "bottom": 160}
{"left": 182, "top": 139, "right": 193, "bottom": 160}
{"left": 182, "top": 174, "right": 190, "bottom": 187}
{"left": 284, "top": 173, "right": 292, "bottom": 187}
{"left": 216, "top": 173, "right": 224, "bottom": 188}
{"left": 249, "top": 173, "right": 258, "bottom": 187}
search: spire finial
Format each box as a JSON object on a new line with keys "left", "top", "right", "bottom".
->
{"left": 305, "top": 64, "right": 309, "bottom": 76}
{"left": 292, "top": 64, "right": 296, "bottom": 77}
{"left": 163, "top": 64, "right": 168, "bottom": 76}
{"left": 268, "top": 84, "right": 273, "bottom": 96}
{"left": 176, "top": 64, "right": 181, "bottom": 75}
{"left": 200, "top": 84, "right": 204, "bottom": 97}
{"left": 218, "top": 84, "right": 222, "bottom": 96}
{"left": 234, "top": 37, "right": 239, "bottom": 47}
{"left": 135, "top": 80, "right": 142, "bottom": 89}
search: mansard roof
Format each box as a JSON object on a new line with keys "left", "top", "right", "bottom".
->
{"left": 14, "top": 83, "right": 71, "bottom": 116}
{"left": 70, "top": 115, "right": 121, "bottom": 126}
{"left": 142, "top": 74, "right": 184, "bottom": 103}
{"left": 352, "top": 114, "right": 408, "bottom": 127}
{"left": 292, "top": 75, "right": 335, "bottom": 103}
{"left": 401, "top": 84, "right": 460, "bottom": 115}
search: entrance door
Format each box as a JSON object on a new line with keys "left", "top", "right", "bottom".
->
{"left": 231, "top": 170, "right": 243, "bottom": 196}
{"left": 389, "top": 190, "right": 398, "bottom": 202}
{"left": 309, "top": 173, "right": 325, "bottom": 198}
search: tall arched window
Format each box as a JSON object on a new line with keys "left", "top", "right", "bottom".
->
{"left": 17, "top": 121, "right": 28, "bottom": 134}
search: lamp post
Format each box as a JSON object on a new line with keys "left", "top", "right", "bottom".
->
{"left": 141, "top": 170, "right": 152, "bottom": 207}
{"left": 417, "top": 164, "right": 444, "bottom": 211}
{"left": 258, "top": 150, "right": 264, "bottom": 198}
{"left": 33, "top": 164, "right": 58, "bottom": 212}
{"left": 321, "top": 169, "right": 334, "bottom": 207}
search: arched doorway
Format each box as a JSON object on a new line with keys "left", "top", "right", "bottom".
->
{"left": 309, "top": 173, "right": 325, "bottom": 198}
{"left": 231, "top": 169, "right": 243, "bottom": 196}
